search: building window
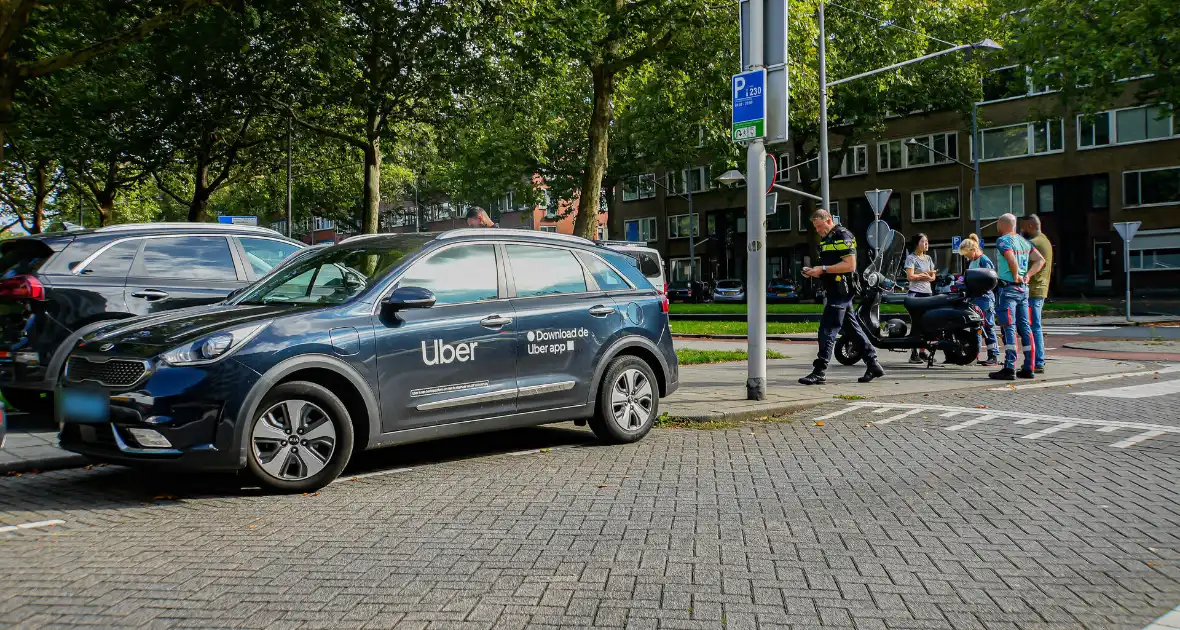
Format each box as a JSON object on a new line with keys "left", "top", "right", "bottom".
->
{"left": 829, "top": 201, "right": 841, "bottom": 224}
{"left": 881, "top": 197, "right": 902, "bottom": 227}
{"left": 1130, "top": 248, "right": 1180, "bottom": 271}
{"left": 624, "top": 217, "right": 658, "bottom": 242}
{"left": 768, "top": 257, "right": 784, "bottom": 279}
{"left": 597, "top": 224, "right": 608, "bottom": 241}
{"left": 797, "top": 205, "right": 806, "bottom": 232}
{"left": 1081, "top": 104, "right": 1177, "bottom": 148}
{"left": 1123, "top": 167, "right": 1180, "bottom": 208}
{"left": 670, "top": 258, "right": 702, "bottom": 282}
{"left": 778, "top": 154, "right": 793, "bottom": 183}
{"left": 819, "top": 145, "right": 868, "bottom": 177}
{"left": 539, "top": 225, "right": 558, "bottom": 232}
{"left": 1078, "top": 112, "right": 1112, "bottom": 148}
{"left": 270, "top": 219, "right": 289, "bottom": 234}
{"left": 977, "top": 120, "right": 1063, "bottom": 161}
{"left": 768, "top": 203, "right": 791, "bottom": 231}
{"left": 912, "top": 188, "right": 960, "bottom": 222}
{"left": 312, "top": 217, "right": 335, "bottom": 231}
{"left": 972, "top": 184, "right": 1025, "bottom": 220}
{"left": 1093, "top": 176, "right": 1110, "bottom": 209}
{"left": 877, "top": 133, "right": 956, "bottom": 171}
{"left": 667, "top": 213, "right": 700, "bottom": 239}
{"left": 622, "top": 174, "right": 656, "bottom": 201}
{"left": 982, "top": 65, "right": 1026, "bottom": 102}
{"left": 1037, "top": 183, "right": 1055, "bottom": 213}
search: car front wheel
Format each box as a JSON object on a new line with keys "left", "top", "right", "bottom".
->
{"left": 590, "top": 356, "right": 659, "bottom": 444}
{"left": 246, "top": 381, "right": 354, "bottom": 492}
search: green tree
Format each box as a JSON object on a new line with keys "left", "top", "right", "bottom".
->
{"left": 0, "top": 0, "right": 219, "bottom": 162}
{"left": 1005, "top": 0, "right": 1178, "bottom": 113}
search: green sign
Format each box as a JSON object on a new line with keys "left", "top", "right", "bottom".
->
{"left": 732, "top": 120, "right": 764, "bottom": 142}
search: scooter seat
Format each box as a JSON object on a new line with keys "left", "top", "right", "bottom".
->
{"left": 903, "top": 293, "right": 964, "bottom": 312}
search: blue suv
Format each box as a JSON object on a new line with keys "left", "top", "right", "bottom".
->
{"left": 56, "top": 230, "right": 679, "bottom": 491}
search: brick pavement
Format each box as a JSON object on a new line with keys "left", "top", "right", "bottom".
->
{"left": 2, "top": 378, "right": 1178, "bottom": 629}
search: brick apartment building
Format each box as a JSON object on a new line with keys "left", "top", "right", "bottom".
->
{"left": 612, "top": 77, "right": 1180, "bottom": 297}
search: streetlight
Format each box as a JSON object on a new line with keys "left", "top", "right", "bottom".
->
{"left": 816, "top": 0, "right": 1001, "bottom": 217}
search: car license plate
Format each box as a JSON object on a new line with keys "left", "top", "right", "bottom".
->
{"left": 58, "top": 388, "right": 110, "bottom": 424}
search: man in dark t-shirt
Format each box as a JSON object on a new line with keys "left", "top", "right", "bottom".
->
{"left": 799, "top": 209, "right": 884, "bottom": 385}
{"left": 465, "top": 207, "right": 498, "bottom": 228}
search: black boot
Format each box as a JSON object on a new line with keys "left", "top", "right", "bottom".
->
{"left": 858, "top": 359, "right": 885, "bottom": 383}
{"left": 1016, "top": 368, "right": 1035, "bottom": 379}
{"left": 989, "top": 367, "right": 1016, "bottom": 380}
{"left": 799, "top": 359, "right": 827, "bottom": 385}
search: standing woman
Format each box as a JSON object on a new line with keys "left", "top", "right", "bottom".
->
{"left": 959, "top": 234, "right": 1000, "bottom": 365}
{"left": 904, "top": 233, "right": 937, "bottom": 363}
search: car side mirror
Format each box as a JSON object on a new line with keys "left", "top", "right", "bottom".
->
{"left": 384, "top": 286, "right": 436, "bottom": 311}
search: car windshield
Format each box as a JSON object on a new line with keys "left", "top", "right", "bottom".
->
{"left": 234, "top": 235, "right": 434, "bottom": 305}
{"left": 717, "top": 280, "right": 742, "bottom": 289}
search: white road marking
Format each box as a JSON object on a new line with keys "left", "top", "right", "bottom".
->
{"left": 335, "top": 467, "right": 415, "bottom": 483}
{"left": 1075, "top": 378, "right": 1180, "bottom": 399}
{"left": 814, "top": 402, "right": 1180, "bottom": 449}
{"left": 939, "top": 411, "right": 962, "bottom": 418}
{"left": 1021, "top": 422, "right": 1078, "bottom": 440}
{"left": 873, "top": 409, "right": 923, "bottom": 425}
{"left": 1112, "top": 430, "right": 1168, "bottom": 449}
{"left": 813, "top": 405, "right": 867, "bottom": 421}
{"left": 946, "top": 415, "right": 995, "bottom": 431}
{"left": 989, "top": 365, "right": 1180, "bottom": 391}
{"left": 0, "top": 519, "right": 65, "bottom": 534}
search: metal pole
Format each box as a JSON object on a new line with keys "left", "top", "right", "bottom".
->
{"left": 746, "top": 0, "right": 767, "bottom": 401}
{"left": 688, "top": 182, "right": 695, "bottom": 284}
{"left": 285, "top": 108, "right": 293, "bottom": 238}
{"left": 414, "top": 178, "right": 420, "bottom": 232}
{"left": 818, "top": 3, "right": 830, "bottom": 216}
{"left": 972, "top": 96, "right": 981, "bottom": 239}
{"left": 1125, "top": 240, "right": 1132, "bottom": 322}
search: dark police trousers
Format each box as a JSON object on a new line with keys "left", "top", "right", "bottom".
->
{"left": 814, "top": 297, "right": 877, "bottom": 373}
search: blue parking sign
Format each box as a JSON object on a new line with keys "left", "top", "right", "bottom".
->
{"left": 732, "top": 69, "right": 766, "bottom": 142}
{"left": 951, "top": 235, "right": 962, "bottom": 252}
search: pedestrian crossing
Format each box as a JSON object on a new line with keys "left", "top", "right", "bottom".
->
{"left": 1075, "top": 377, "right": 1180, "bottom": 399}
{"left": 813, "top": 401, "right": 1179, "bottom": 449}
{"left": 980, "top": 324, "right": 1120, "bottom": 337}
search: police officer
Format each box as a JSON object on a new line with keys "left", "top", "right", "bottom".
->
{"left": 798, "top": 209, "right": 885, "bottom": 385}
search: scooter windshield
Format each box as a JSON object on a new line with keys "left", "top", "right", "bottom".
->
{"left": 866, "top": 229, "right": 908, "bottom": 287}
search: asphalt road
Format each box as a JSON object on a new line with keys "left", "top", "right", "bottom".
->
{"left": 3, "top": 362, "right": 1178, "bottom": 629}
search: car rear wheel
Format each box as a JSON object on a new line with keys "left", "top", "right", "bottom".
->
{"left": 589, "top": 356, "right": 659, "bottom": 444}
{"left": 1, "top": 388, "right": 54, "bottom": 417}
{"left": 246, "top": 381, "right": 354, "bottom": 492}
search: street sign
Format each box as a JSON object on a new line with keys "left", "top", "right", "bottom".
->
{"left": 864, "top": 189, "right": 892, "bottom": 218}
{"left": 1113, "top": 221, "right": 1140, "bottom": 242}
{"left": 866, "top": 220, "right": 891, "bottom": 252}
{"left": 765, "top": 154, "right": 777, "bottom": 194}
{"left": 765, "top": 192, "right": 778, "bottom": 216}
{"left": 732, "top": 69, "right": 767, "bottom": 142}
{"left": 739, "top": 0, "right": 789, "bottom": 145}
{"left": 1113, "top": 221, "right": 1141, "bottom": 322}
{"left": 218, "top": 215, "right": 258, "bottom": 226}
{"left": 951, "top": 235, "right": 962, "bottom": 252}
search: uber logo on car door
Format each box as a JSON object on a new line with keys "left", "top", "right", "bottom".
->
{"left": 421, "top": 339, "right": 479, "bottom": 366}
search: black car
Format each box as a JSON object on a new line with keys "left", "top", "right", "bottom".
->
{"left": 57, "top": 229, "right": 680, "bottom": 491}
{"left": 667, "top": 280, "right": 706, "bottom": 303}
{"left": 0, "top": 223, "right": 304, "bottom": 414}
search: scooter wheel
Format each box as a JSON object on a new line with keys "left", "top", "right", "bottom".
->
{"left": 834, "top": 336, "right": 863, "bottom": 366}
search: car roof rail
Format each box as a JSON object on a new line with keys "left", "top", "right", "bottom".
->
{"left": 595, "top": 239, "right": 649, "bottom": 248}
{"left": 94, "top": 222, "right": 284, "bottom": 236}
{"left": 436, "top": 228, "right": 594, "bottom": 246}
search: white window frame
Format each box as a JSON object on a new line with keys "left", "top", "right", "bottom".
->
{"left": 1128, "top": 229, "right": 1180, "bottom": 271}
{"left": 670, "top": 257, "right": 702, "bottom": 282}
{"left": 596, "top": 224, "right": 608, "bottom": 241}
{"left": 666, "top": 213, "right": 700, "bottom": 239}
{"left": 797, "top": 205, "right": 806, "bottom": 232}
{"left": 624, "top": 217, "right": 658, "bottom": 242}
{"left": 1122, "top": 166, "right": 1180, "bottom": 209}
{"left": 312, "top": 217, "right": 335, "bottom": 231}
{"left": 827, "top": 145, "right": 868, "bottom": 178}
{"left": 971, "top": 183, "right": 1025, "bottom": 220}
{"left": 981, "top": 64, "right": 1060, "bottom": 104}
{"left": 1078, "top": 104, "right": 1176, "bottom": 150}
{"left": 975, "top": 120, "right": 1064, "bottom": 163}
{"left": 622, "top": 173, "right": 656, "bottom": 202}
{"left": 538, "top": 225, "right": 558, "bottom": 233}
{"left": 876, "top": 132, "right": 957, "bottom": 171}
{"left": 911, "top": 187, "right": 961, "bottom": 223}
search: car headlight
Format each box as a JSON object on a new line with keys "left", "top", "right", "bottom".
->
{"left": 160, "top": 322, "right": 269, "bottom": 366}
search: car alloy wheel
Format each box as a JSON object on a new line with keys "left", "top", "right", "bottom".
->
{"left": 251, "top": 399, "right": 337, "bottom": 482}
{"left": 610, "top": 368, "right": 654, "bottom": 432}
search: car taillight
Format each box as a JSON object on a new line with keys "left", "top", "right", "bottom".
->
{"left": 663, "top": 282, "right": 669, "bottom": 295}
{"left": 0, "top": 275, "right": 46, "bottom": 301}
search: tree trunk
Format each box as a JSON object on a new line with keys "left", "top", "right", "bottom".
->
{"left": 96, "top": 194, "right": 115, "bottom": 226}
{"left": 573, "top": 66, "right": 615, "bottom": 240}
{"left": 188, "top": 161, "right": 210, "bottom": 222}
{"left": 31, "top": 164, "right": 50, "bottom": 234}
{"left": 362, "top": 140, "right": 381, "bottom": 234}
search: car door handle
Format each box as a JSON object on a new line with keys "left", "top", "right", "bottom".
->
{"left": 480, "top": 315, "right": 513, "bottom": 328}
{"left": 588, "top": 305, "right": 615, "bottom": 317}
{"left": 131, "top": 289, "right": 170, "bottom": 301}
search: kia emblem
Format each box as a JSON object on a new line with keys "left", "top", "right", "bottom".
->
{"left": 99, "top": 343, "right": 114, "bottom": 352}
